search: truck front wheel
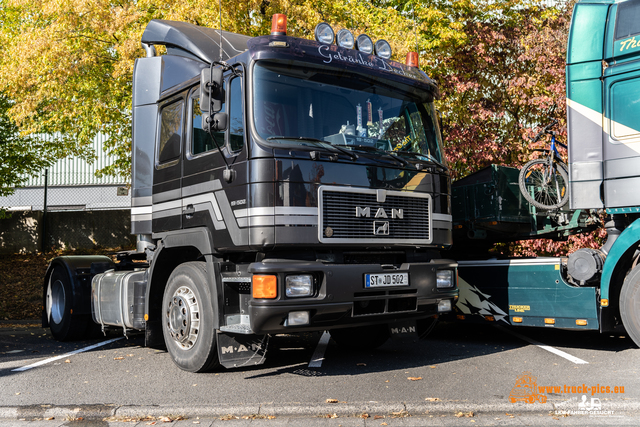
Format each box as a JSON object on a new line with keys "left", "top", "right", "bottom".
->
{"left": 329, "top": 324, "right": 390, "bottom": 350}
{"left": 162, "top": 262, "right": 220, "bottom": 372}
{"left": 620, "top": 264, "right": 640, "bottom": 348}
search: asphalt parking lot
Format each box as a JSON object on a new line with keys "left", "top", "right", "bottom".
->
{"left": 1, "top": 320, "right": 638, "bottom": 426}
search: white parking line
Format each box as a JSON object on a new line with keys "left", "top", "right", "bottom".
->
{"left": 495, "top": 325, "right": 588, "bottom": 364}
{"left": 12, "top": 337, "right": 124, "bottom": 372}
{"left": 308, "top": 331, "right": 331, "bottom": 368}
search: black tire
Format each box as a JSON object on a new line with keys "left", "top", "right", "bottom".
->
{"left": 518, "top": 159, "right": 569, "bottom": 210}
{"left": 45, "top": 265, "right": 91, "bottom": 341}
{"left": 162, "top": 262, "right": 220, "bottom": 372}
{"left": 620, "top": 264, "right": 640, "bottom": 348}
{"left": 329, "top": 324, "right": 390, "bottom": 350}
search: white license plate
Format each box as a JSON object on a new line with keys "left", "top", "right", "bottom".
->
{"left": 365, "top": 272, "right": 409, "bottom": 288}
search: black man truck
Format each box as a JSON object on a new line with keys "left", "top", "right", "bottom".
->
{"left": 42, "top": 15, "right": 458, "bottom": 372}
{"left": 451, "top": 0, "right": 640, "bottom": 348}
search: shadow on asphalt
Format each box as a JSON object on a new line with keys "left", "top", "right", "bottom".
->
{"left": 2, "top": 320, "right": 636, "bottom": 380}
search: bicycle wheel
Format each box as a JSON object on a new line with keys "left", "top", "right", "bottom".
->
{"left": 518, "top": 158, "right": 569, "bottom": 210}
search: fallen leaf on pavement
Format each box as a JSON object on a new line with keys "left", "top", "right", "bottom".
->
{"left": 219, "top": 415, "right": 239, "bottom": 420}
{"left": 407, "top": 377, "right": 422, "bottom": 381}
{"left": 425, "top": 397, "right": 440, "bottom": 402}
{"left": 455, "top": 411, "right": 474, "bottom": 418}
{"left": 114, "top": 356, "right": 124, "bottom": 360}
{"left": 326, "top": 398, "right": 338, "bottom": 403}
{"left": 391, "top": 410, "right": 409, "bottom": 418}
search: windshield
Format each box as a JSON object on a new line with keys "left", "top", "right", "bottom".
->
{"left": 252, "top": 61, "right": 446, "bottom": 165}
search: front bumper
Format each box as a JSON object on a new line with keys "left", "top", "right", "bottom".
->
{"left": 246, "top": 259, "right": 458, "bottom": 334}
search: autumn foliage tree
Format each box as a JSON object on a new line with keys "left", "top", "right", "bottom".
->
{"left": 0, "top": 0, "right": 464, "bottom": 183}
{"left": 417, "top": 0, "right": 573, "bottom": 180}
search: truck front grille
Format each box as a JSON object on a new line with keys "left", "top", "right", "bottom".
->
{"left": 318, "top": 186, "right": 431, "bottom": 244}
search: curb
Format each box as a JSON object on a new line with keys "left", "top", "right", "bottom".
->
{"left": 1, "top": 400, "right": 639, "bottom": 421}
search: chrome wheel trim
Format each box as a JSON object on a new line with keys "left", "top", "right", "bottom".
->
{"left": 48, "top": 279, "right": 66, "bottom": 325}
{"left": 165, "top": 286, "right": 200, "bottom": 350}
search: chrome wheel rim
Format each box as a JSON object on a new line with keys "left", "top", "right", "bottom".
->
{"left": 48, "top": 279, "right": 65, "bottom": 325}
{"left": 166, "top": 286, "right": 200, "bottom": 350}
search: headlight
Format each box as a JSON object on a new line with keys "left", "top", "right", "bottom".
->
{"left": 438, "top": 300, "right": 452, "bottom": 312}
{"left": 436, "top": 270, "right": 455, "bottom": 289}
{"left": 336, "top": 29, "right": 354, "bottom": 49}
{"left": 374, "top": 39, "right": 392, "bottom": 59}
{"left": 285, "top": 274, "right": 313, "bottom": 297}
{"left": 314, "top": 22, "right": 335, "bottom": 45}
{"left": 356, "top": 34, "right": 373, "bottom": 54}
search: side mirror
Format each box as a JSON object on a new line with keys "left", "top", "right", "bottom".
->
{"left": 209, "top": 112, "right": 228, "bottom": 132}
{"left": 200, "top": 67, "right": 224, "bottom": 113}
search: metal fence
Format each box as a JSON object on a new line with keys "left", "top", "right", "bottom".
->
{"left": 0, "top": 133, "right": 133, "bottom": 252}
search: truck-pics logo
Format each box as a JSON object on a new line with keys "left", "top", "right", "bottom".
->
{"left": 509, "top": 372, "right": 547, "bottom": 404}
{"left": 509, "top": 371, "right": 625, "bottom": 415}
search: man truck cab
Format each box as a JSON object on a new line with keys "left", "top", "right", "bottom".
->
{"left": 43, "top": 16, "right": 458, "bottom": 372}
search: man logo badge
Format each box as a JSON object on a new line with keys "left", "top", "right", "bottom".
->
{"left": 374, "top": 221, "right": 389, "bottom": 235}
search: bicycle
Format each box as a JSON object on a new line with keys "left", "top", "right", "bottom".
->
{"left": 518, "top": 118, "right": 570, "bottom": 210}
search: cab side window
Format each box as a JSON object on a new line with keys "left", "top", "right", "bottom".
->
{"left": 191, "top": 82, "right": 226, "bottom": 156}
{"left": 229, "top": 77, "right": 244, "bottom": 152}
{"left": 158, "top": 100, "right": 183, "bottom": 164}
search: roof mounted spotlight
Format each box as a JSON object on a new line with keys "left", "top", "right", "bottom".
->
{"left": 355, "top": 34, "right": 373, "bottom": 54}
{"left": 314, "top": 22, "right": 335, "bottom": 44}
{"left": 336, "top": 29, "right": 355, "bottom": 49}
{"left": 271, "top": 14, "right": 287, "bottom": 35}
{"left": 406, "top": 51, "right": 419, "bottom": 68}
{"left": 374, "top": 39, "right": 392, "bottom": 59}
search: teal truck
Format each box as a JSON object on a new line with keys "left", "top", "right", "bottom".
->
{"left": 452, "top": 0, "right": 640, "bottom": 347}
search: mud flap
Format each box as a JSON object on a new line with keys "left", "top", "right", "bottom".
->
{"left": 217, "top": 332, "right": 269, "bottom": 369}
{"left": 388, "top": 320, "right": 419, "bottom": 339}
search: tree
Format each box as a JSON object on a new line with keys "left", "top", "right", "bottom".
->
{"left": 414, "top": 0, "right": 572, "bottom": 180}
{"left": 0, "top": 95, "right": 57, "bottom": 217}
{"left": 0, "top": 0, "right": 462, "bottom": 182}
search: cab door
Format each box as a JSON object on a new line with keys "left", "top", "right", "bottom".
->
{"left": 182, "top": 67, "right": 248, "bottom": 249}
{"left": 603, "top": 0, "right": 640, "bottom": 209}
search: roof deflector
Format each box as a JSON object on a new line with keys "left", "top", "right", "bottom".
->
{"left": 141, "top": 19, "right": 250, "bottom": 64}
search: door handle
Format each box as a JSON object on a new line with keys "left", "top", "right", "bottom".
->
{"left": 183, "top": 204, "right": 195, "bottom": 218}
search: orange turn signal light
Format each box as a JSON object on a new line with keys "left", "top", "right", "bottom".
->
{"left": 544, "top": 318, "right": 555, "bottom": 325}
{"left": 576, "top": 319, "right": 588, "bottom": 326}
{"left": 601, "top": 299, "right": 609, "bottom": 307}
{"left": 253, "top": 275, "right": 277, "bottom": 299}
{"left": 271, "top": 14, "right": 287, "bottom": 35}
{"left": 512, "top": 317, "right": 523, "bottom": 323}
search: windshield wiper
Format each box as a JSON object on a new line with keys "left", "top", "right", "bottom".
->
{"left": 395, "top": 150, "right": 437, "bottom": 163}
{"left": 267, "top": 136, "right": 358, "bottom": 161}
{"left": 395, "top": 150, "right": 447, "bottom": 171}
{"left": 349, "top": 145, "right": 410, "bottom": 168}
